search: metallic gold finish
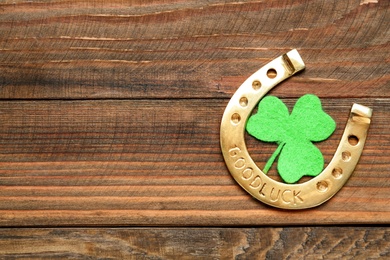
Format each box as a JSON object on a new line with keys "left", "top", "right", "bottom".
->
{"left": 220, "top": 49, "right": 372, "bottom": 209}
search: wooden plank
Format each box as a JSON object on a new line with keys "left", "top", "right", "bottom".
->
{"left": 0, "top": 227, "right": 388, "bottom": 259}
{"left": 0, "top": 99, "right": 388, "bottom": 226}
{"left": 0, "top": 0, "right": 388, "bottom": 99}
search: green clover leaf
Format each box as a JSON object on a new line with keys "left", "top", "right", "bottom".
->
{"left": 246, "top": 94, "right": 336, "bottom": 183}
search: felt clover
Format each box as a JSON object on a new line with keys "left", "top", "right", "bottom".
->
{"left": 246, "top": 94, "right": 336, "bottom": 183}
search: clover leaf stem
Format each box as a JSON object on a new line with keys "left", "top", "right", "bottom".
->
{"left": 263, "top": 142, "right": 286, "bottom": 174}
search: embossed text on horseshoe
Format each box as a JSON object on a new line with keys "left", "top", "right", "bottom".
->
{"left": 229, "top": 146, "right": 304, "bottom": 205}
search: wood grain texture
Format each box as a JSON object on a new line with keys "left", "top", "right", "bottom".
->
{"left": 0, "top": 227, "right": 389, "bottom": 259}
{"left": 0, "top": 99, "right": 388, "bottom": 226}
{"left": 0, "top": 0, "right": 389, "bottom": 99}
{"left": 0, "top": 0, "right": 389, "bottom": 227}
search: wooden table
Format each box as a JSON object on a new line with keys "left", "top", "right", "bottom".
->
{"left": 0, "top": 0, "right": 389, "bottom": 258}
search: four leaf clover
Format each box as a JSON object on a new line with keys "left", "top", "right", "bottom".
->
{"left": 246, "top": 94, "right": 336, "bottom": 183}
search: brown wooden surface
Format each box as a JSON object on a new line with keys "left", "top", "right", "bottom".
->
{"left": 0, "top": 98, "right": 389, "bottom": 226}
{"left": 0, "top": 0, "right": 389, "bottom": 258}
{"left": 0, "top": 227, "right": 388, "bottom": 259}
{"left": 0, "top": 0, "right": 388, "bottom": 100}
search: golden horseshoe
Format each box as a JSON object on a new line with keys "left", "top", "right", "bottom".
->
{"left": 220, "top": 49, "right": 372, "bottom": 209}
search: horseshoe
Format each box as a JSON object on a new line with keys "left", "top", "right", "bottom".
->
{"left": 220, "top": 49, "right": 372, "bottom": 209}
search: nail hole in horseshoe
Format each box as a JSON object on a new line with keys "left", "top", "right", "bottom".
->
{"left": 348, "top": 135, "right": 359, "bottom": 146}
{"left": 342, "top": 151, "right": 351, "bottom": 162}
{"left": 332, "top": 167, "right": 343, "bottom": 179}
{"left": 316, "top": 181, "right": 329, "bottom": 192}
{"left": 239, "top": 97, "right": 248, "bottom": 107}
{"left": 267, "top": 68, "right": 277, "bottom": 79}
{"left": 231, "top": 113, "right": 241, "bottom": 124}
{"left": 252, "top": 80, "right": 261, "bottom": 90}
